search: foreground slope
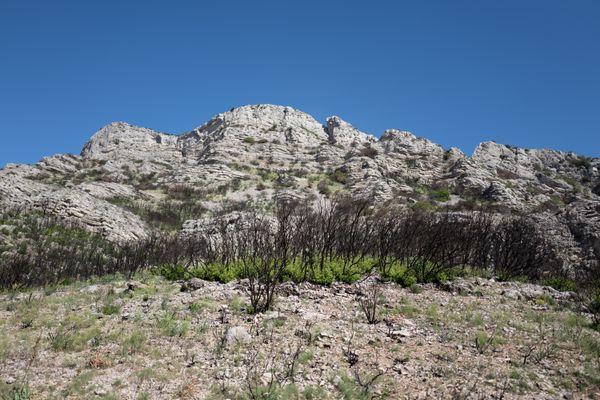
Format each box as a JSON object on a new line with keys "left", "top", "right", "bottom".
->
{"left": 1, "top": 273, "right": 599, "bottom": 399}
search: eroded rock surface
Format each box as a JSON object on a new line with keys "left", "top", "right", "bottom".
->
{"left": 1, "top": 104, "right": 598, "bottom": 263}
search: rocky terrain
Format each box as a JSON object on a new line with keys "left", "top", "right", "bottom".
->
{"left": 1, "top": 104, "right": 599, "bottom": 265}
{"left": 1, "top": 105, "right": 600, "bottom": 399}
{"left": 1, "top": 273, "right": 599, "bottom": 399}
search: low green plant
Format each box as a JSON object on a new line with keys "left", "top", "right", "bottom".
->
{"left": 49, "top": 328, "right": 76, "bottom": 352}
{"left": 411, "top": 200, "right": 436, "bottom": 212}
{"left": 1, "top": 384, "right": 31, "bottom": 400}
{"left": 61, "top": 371, "right": 96, "bottom": 397}
{"left": 543, "top": 276, "right": 577, "bottom": 292}
{"left": 578, "top": 333, "right": 600, "bottom": 361}
{"left": 157, "top": 311, "right": 189, "bottom": 337}
{"left": 334, "top": 370, "right": 386, "bottom": 400}
{"left": 408, "top": 283, "right": 423, "bottom": 294}
{"left": 161, "top": 257, "right": 376, "bottom": 288}
{"left": 101, "top": 302, "right": 121, "bottom": 316}
{"left": 121, "top": 330, "right": 146, "bottom": 356}
{"left": 396, "top": 299, "right": 419, "bottom": 318}
{"left": 474, "top": 330, "right": 496, "bottom": 354}
{"left": 329, "top": 168, "right": 348, "bottom": 184}
{"left": 189, "top": 299, "right": 214, "bottom": 315}
{"left": 569, "top": 155, "right": 592, "bottom": 169}
{"left": 535, "top": 293, "right": 556, "bottom": 307}
{"left": 429, "top": 189, "right": 450, "bottom": 202}
{"left": 229, "top": 295, "right": 246, "bottom": 314}
{"left": 303, "top": 385, "right": 327, "bottom": 399}
{"left": 298, "top": 351, "right": 314, "bottom": 365}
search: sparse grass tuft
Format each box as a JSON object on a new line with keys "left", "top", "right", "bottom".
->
{"left": 121, "top": 330, "right": 146, "bottom": 356}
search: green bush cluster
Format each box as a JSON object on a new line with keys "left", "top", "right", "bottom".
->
{"left": 158, "top": 256, "right": 452, "bottom": 287}
{"left": 543, "top": 276, "right": 577, "bottom": 292}
{"left": 428, "top": 189, "right": 450, "bottom": 202}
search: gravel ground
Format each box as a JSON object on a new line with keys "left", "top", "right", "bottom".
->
{"left": 1, "top": 274, "right": 599, "bottom": 399}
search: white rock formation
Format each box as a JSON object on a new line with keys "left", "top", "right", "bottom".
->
{"left": 0, "top": 103, "right": 598, "bottom": 265}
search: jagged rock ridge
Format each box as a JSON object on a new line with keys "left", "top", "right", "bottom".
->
{"left": 1, "top": 104, "right": 599, "bottom": 266}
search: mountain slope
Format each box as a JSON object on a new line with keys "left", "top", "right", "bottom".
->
{"left": 1, "top": 104, "right": 599, "bottom": 265}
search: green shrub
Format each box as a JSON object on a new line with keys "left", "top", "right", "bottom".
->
{"left": 307, "top": 265, "right": 335, "bottom": 285}
{"left": 189, "top": 300, "right": 214, "bottom": 314}
{"left": 242, "top": 136, "right": 256, "bottom": 144}
{"left": 303, "top": 386, "right": 327, "bottom": 399}
{"left": 429, "top": 189, "right": 450, "bottom": 202}
{"left": 159, "top": 263, "right": 239, "bottom": 283}
{"left": 409, "top": 283, "right": 423, "bottom": 294}
{"left": 569, "top": 156, "right": 592, "bottom": 169}
{"left": 474, "top": 331, "right": 496, "bottom": 354}
{"left": 536, "top": 293, "right": 556, "bottom": 306}
{"left": 158, "top": 264, "right": 190, "bottom": 281}
{"left": 395, "top": 273, "right": 417, "bottom": 287}
{"left": 101, "top": 303, "right": 121, "bottom": 316}
{"left": 545, "top": 195, "right": 564, "bottom": 207}
{"left": 259, "top": 170, "right": 279, "bottom": 181}
{"left": 193, "top": 263, "right": 240, "bottom": 283}
{"left": 121, "top": 330, "right": 145, "bottom": 356}
{"left": 161, "top": 257, "right": 460, "bottom": 288}
{"left": 436, "top": 271, "right": 448, "bottom": 283}
{"left": 160, "top": 257, "right": 375, "bottom": 287}
{"left": 157, "top": 311, "right": 189, "bottom": 337}
{"left": 411, "top": 200, "right": 435, "bottom": 211}
{"left": 335, "top": 374, "right": 366, "bottom": 399}
{"left": 334, "top": 372, "right": 383, "bottom": 400}
{"left": 543, "top": 276, "right": 577, "bottom": 292}
{"left": 1, "top": 384, "right": 32, "bottom": 400}
{"left": 49, "top": 328, "right": 76, "bottom": 352}
{"left": 329, "top": 168, "right": 348, "bottom": 184}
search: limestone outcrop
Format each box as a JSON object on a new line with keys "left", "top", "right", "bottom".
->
{"left": 0, "top": 104, "right": 598, "bottom": 264}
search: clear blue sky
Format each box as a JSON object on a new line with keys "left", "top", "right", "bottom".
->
{"left": 1, "top": 0, "right": 599, "bottom": 167}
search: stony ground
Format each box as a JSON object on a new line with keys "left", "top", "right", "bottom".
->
{"left": 1, "top": 274, "right": 599, "bottom": 399}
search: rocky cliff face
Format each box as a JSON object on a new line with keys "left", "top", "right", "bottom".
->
{"left": 1, "top": 104, "right": 599, "bottom": 266}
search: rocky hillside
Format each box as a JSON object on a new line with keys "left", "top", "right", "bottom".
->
{"left": 1, "top": 104, "right": 599, "bottom": 264}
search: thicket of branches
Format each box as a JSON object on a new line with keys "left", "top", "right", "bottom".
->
{"left": 0, "top": 197, "right": 577, "bottom": 300}
{"left": 0, "top": 207, "right": 169, "bottom": 288}
{"left": 171, "top": 197, "right": 562, "bottom": 283}
{"left": 581, "top": 244, "right": 600, "bottom": 326}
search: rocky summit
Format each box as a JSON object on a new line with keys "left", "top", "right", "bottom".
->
{"left": 1, "top": 104, "right": 599, "bottom": 264}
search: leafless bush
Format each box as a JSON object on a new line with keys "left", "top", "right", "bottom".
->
{"left": 237, "top": 199, "right": 301, "bottom": 313}
{"left": 578, "top": 246, "right": 600, "bottom": 326}
{"left": 340, "top": 348, "right": 391, "bottom": 399}
{"left": 236, "top": 215, "right": 279, "bottom": 314}
{"left": 351, "top": 366, "right": 389, "bottom": 397}
{"left": 343, "top": 324, "right": 359, "bottom": 367}
{"left": 241, "top": 334, "right": 304, "bottom": 399}
{"left": 358, "top": 284, "right": 382, "bottom": 324}
{"left": 485, "top": 217, "right": 561, "bottom": 281}
{"left": 521, "top": 320, "right": 558, "bottom": 365}
{"left": 0, "top": 195, "right": 566, "bottom": 292}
